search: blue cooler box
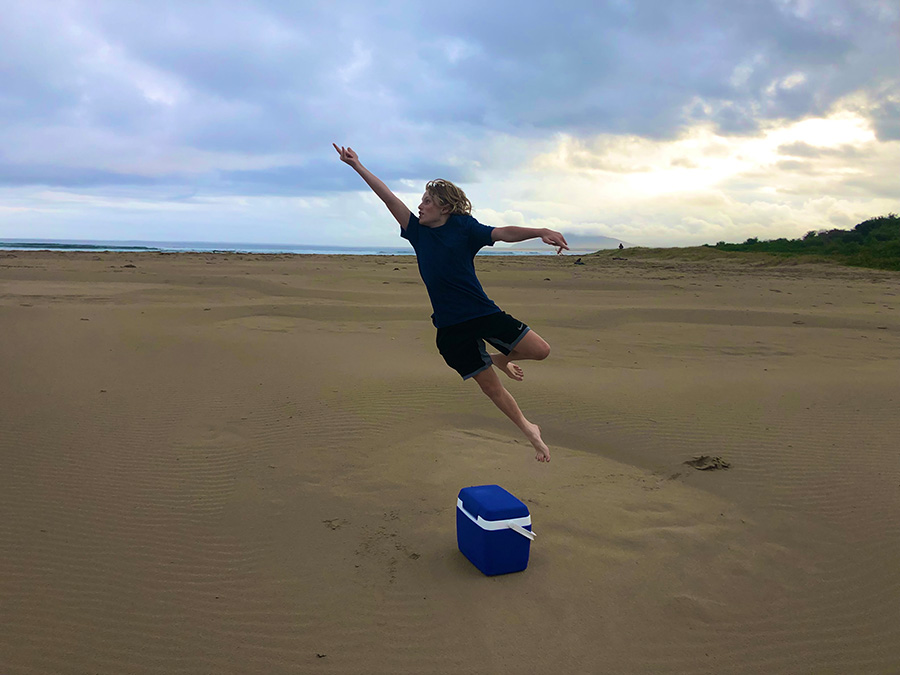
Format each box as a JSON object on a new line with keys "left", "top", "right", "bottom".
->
{"left": 457, "top": 485, "right": 535, "bottom": 576}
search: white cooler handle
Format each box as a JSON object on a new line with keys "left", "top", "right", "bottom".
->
{"left": 458, "top": 499, "right": 535, "bottom": 539}
{"left": 508, "top": 522, "right": 536, "bottom": 541}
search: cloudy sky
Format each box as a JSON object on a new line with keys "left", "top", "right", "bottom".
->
{"left": 1, "top": 0, "right": 898, "bottom": 248}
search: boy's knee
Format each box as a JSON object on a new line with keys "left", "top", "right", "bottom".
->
{"left": 510, "top": 331, "right": 550, "bottom": 361}
{"left": 528, "top": 339, "right": 550, "bottom": 360}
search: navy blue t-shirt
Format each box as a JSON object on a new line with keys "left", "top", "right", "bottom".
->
{"left": 400, "top": 213, "right": 499, "bottom": 328}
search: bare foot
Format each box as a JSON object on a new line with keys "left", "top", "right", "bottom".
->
{"left": 524, "top": 423, "right": 550, "bottom": 463}
{"left": 491, "top": 354, "right": 524, "bottom": 381}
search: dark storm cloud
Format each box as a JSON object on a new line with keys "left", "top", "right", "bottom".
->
{"left": 0, "top": 163, "right": 163, "bottom": 188}
{"left": 869, "top": 97, "right": 900, "bottom": 141}
{"left": 396, "top": 0, "right": 892, "bottom": 136}
{"left": 219, "top": 158, "right": 477, "bottom": 196}
{"left": 0, "top": 0, "right": 896, "bottom": 192}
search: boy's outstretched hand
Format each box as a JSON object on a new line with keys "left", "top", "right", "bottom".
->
{"left": 333, "top": 143, "right": 360, "bottom": 167}
{"left": 542, "top": 229, "right": 570, "bottom": 255}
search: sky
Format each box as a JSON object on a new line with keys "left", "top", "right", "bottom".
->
{"left": 1, "top": 0, "right": 898, "bottom": 248}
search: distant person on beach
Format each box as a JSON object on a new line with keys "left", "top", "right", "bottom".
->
{"left": 334, "top": 144, "right": 568, "bottom": 462}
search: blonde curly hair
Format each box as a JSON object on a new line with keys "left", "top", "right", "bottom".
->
{"left": 425, "top": 179, "right": 472, "bottom": 216}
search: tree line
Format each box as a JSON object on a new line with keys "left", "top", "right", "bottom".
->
{"left": 709, "top": 214, "right": 900, "bottom": 271}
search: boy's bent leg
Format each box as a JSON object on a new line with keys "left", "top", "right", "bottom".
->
{"left": 491, "top": 331, "right": 551, "bottom": 380}
{"left": 471, "top": 367, "right": 550, "bottom": 462}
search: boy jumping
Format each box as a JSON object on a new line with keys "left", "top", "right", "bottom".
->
{"left": 334, "top": 144, "right": 568, "bottom": 462}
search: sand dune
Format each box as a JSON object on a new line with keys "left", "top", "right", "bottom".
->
{"left": 2, "top": 250, "right": 899, "bottom": 674}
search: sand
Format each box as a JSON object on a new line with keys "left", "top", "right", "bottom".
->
{"left": 2, "top": 249, "right": 899, "bottom": 674}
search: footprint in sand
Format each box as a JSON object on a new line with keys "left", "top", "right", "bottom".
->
{"left": 684, "top": 455, "right": 731, "bottom": 471}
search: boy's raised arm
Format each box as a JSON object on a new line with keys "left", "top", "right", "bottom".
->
{"left": 333, "top": 144, "right": 413, "bottom": 229}
{"left": 492, "top": 226, "right": 569, "bottom": 255}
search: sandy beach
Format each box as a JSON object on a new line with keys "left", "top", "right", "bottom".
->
{"left": 2, "top": 249, "right": 899, "bottom": 674}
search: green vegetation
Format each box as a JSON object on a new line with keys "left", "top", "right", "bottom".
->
{"left": 708, "top": 214, "right": 900, "bottom": 271}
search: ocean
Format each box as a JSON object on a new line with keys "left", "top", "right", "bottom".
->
{"left": 0, "top": 239, "right": 561, "bottom": 256}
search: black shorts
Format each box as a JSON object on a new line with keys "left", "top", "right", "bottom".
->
{"left": 436, "top": 311, "right": 530, "bottom": 380}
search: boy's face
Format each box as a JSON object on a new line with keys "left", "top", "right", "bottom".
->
{"left": 418, "top": 191, "right": 449, "bottom": 227}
